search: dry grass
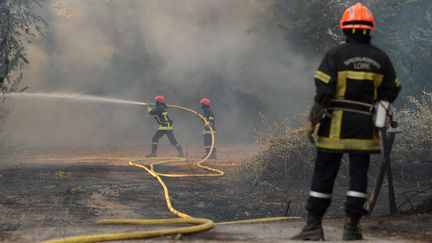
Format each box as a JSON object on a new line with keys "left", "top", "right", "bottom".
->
{"left": 392, "top": 95, "right": 432, "bottom": 165}
{"left": 241, "top": 112, "right": 314, "bottom": 191}
{"left": 242, "top": 95, "right": 432, "bottom": 214}
{"left": 390, "top": 95, "right": 432, "bottom": 213}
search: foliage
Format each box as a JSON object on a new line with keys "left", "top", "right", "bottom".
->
{"left": 268, "top": 0, "right": 432, "bottom": 95}
{"left": 0, "top": 0, "right": 47, "bottom": 92}
{"left": 242, "top": 112, "right": 314, "bottom": 188}
{"left": 367, "top": 0, "right": 432, "bottom": 95}
{"left": 242, "top": 94, "right": 432, "bottom": 214}
{"left": 0, "top": 0, "right": 47, "bottom": 145}
{"left": 268, "top": 0, "right": 346, "bottom": 55}
{"left": 393, "top": 94, "right": 432, "bottom": 164}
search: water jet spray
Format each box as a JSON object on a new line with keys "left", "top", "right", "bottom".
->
{"left": 5, "top": 92, "right": 148, "bottom": 106}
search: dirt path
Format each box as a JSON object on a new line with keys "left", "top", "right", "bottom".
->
{"left": 0, "top": 145, "right": 430, "bottom": 242}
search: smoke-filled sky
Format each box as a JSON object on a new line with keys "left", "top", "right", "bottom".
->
{"left": 4, "top": 0, "right": 317, "bottom": 147}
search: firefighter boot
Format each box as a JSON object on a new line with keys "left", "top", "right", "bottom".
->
{"left": 343, "top": 216, "right": 363, "bottom": 241}
{"left": 202, "top": 148, "right": 211, "bottom": 159}
{"left": 291, "top": 212, "right": 325, "bottom": 241}
{"left": 176, "top": 145, "right": 185, "bottom": 158}
{"left": 145, "top": 144, "right": 158, "bottom": 158}
{"left": 202, "top": 148, "right": 217, "bottom": 159}
{"left": 209, "top": 148, "right": 217, "bottom": 160}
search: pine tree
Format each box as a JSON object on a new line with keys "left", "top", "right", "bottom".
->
{"left": 270, "top": 0, "right": 432, "bottom": 95}
{"left": 0, "top": 0, "right": 46, "bottom": 145}
{"left": 269, "top": 0, "right": 345, "bottom": 56}
{"left": 368, "top": 0, "right": 432, "bottom": 95}
{"left": 0, "top": 0, "right": 47, "bottom": 92}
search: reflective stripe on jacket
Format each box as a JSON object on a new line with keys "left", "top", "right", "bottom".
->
{"left": 148, "top": 104, "right": 174, "bottom": 130}
{"left": 313, "top": 36, "right": 401, "bottom": 153}
{"left": 202, "top": 106, "right": 216, "bottom": 135}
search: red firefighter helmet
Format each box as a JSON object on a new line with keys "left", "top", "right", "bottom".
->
{"left": 200, "top": 97, "right": 211, "bottom": 106}
{"left": 154, "top": 95, "right": 166, "bottom": 104}
{"left": 340, "top": 3, "right": 375, "bottom": 30}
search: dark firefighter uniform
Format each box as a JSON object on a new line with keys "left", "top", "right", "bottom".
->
{"left": 293, "top": 3, "right": 401, "bottom": 241}
{"left": 147, "top": 103, "right": 184, "bottom": 157}
{"left": 307, "top": 33, "right": 401, "bottom": 219}
{"left": 202, "top": 105, "right": 216, "bottom": 159}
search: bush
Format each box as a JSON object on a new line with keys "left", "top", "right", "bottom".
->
{"left": 393, "top": 95, "right": 432, "bottom": 165}
{"left": 242, "top": 95, "right": 432, "bottom": 215}
{"left": 390, "top": 94, "right": 432, "bottom": 213}
{"left": 241, "top": 112, "right": 314, "bottom": 192}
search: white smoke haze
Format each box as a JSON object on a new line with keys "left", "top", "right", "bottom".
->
{"left": 4, "top": 0, "right": 317, "bottom": 147}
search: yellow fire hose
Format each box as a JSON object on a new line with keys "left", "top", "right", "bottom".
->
{"left": 42, "top": 104, "right": 297, "bottom": 243}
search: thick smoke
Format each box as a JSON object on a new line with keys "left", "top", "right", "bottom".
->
{"left": 4, "top": 0, "right": 316, "bottom": 147}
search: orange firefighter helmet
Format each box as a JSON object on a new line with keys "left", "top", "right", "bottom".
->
{"left": 340, "top": 3, "right": 375, "bottom": 30}
{"left": 154, "top": 95, "right": 166, "bottom": 104}
{"left": 200, "top": 97, "right": 211, "bottom": 106}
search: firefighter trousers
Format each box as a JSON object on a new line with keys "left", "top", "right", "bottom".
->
{"left": 151, "top": 130, "right": 183, "bottom": 155}
{"left": 203, "top": 134, "right": 216, "bottom": 155}
{"left": 306, "top": 151, "right": 370, "bottom": 218}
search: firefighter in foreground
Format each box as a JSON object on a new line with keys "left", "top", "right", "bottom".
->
{"left": 292, "top": 3, "right": 401, "bottom": 241}
{"left": 200, "top": 98, "right": 216, "bottom": 159}
{"left": 146, "top": 95, "right": 185, "bottom": 158}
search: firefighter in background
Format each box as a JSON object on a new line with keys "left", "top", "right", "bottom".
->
{"left": 292, "top": 3, "right": 401, "bottom": 241}
{"left": 200, "top": 98, "right": 217, "bottom": 159}
{"left": 146, "top": 95, "right": 185, "bottom": 158}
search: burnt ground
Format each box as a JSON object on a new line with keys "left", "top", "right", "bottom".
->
{"left": 0, "top": 145, "right": 431, "bottom": 242}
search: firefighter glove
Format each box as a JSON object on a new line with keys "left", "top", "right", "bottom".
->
{"left": 309, "top": 102, "right": 328, "bottom": 124}
{"left": 307, "top": 122, "right": 317, "bottom": 144}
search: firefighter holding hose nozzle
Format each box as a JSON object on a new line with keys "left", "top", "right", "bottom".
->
{"left": 200, "top": 97, "right": 217, "bottom": 159}
{"left": 146, "top": 95, "right": 185, "bottom": 158}
{"left": 292, "top": 3, "right": 401, "bottom": 241}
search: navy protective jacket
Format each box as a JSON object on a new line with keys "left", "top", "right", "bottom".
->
{"left": 148, "top": 103, "right": 174, "bottom": 130}
{"left": 313, "top": 35, "right": 401, "bottom": 153}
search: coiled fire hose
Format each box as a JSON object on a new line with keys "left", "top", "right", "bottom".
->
{"left": 42, "top": 104, "right": 294, "bottom": 243}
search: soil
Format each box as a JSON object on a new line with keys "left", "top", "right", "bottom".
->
{"left": 0, "top": 145, "right": 431, "bottom": 242}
